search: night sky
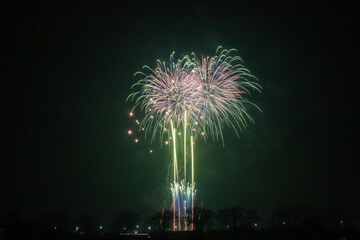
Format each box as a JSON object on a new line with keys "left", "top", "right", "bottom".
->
{"left": 2, "top": 0, "right": 359, "bottom": 223}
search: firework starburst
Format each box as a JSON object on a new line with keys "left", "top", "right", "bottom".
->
{"left": 127, "top": 46, "right": 261, "bottom": 231}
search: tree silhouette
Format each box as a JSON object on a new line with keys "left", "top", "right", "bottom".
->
{"left": 151, "top": 210, "right": 172, "bottom": 232}
{"left": 192, "top": 207, "right": 214, "bottom": 231}
{"left": 243, "top": 209, "right": 261, "bottom": 227}
{"left": 78, "top": 213, "right": 99, "bottom": 234}
{"left": 271, "top": 207, "right": 290, "bottom": 225}
{"left": 112, "top": 210, "right": 140, "bottom": 232}
{"left": 271, "top": 205, "right": 320, "bottom": 226}
{"left": 217, "top": 207, "right": 245, "bottom": 230}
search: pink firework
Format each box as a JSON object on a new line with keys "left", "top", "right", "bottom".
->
{"left": 192, "top": 47, "right": 261, "bottom": 142}
{"left": 128, "top": 47, "right": 260, "bottom": 143}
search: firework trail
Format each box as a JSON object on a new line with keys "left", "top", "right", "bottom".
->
{"left": 127, "top": 46, "right": 260, "bottom": 231}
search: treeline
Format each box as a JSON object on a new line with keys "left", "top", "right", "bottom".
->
{"left": 1, "top": 205, "right": 360, "bottom": 239}
{"left": 151, "top": 206, "right": 360, "bottom": 232}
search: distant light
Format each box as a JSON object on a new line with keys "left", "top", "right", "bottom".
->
{"left": 128, "top": 130, "right": 132, "bottom": 135}
{"left": 148, "top": 226, "right": 151, "bottom": 230}
{"left": 163, "top": 128, "right": 167, "bottom": 131}
{"left": 141, "top": 128, "right": 145, "bottom": 131}
{"left": 178, "top": 132, "right": 181, "bottom": 135}
{"left": 129, "top": 112, "right": 133, "bottom": 117}
{"left": 150, "top": 116, "right": 154, "bottom": 119}
{"left": 135, "top": 139, "right": 139, "bottom": 143}
{"left": 165, "top": 141, "right": 169, "bottom": 145}
{"left": 340, "top": 220, "right": 343, "bottom": 224}
{"left": 282, "top": 221, "right": 285, "bottom": 225}
{"left": 54, "top": 226, "right": 57, "bottom": 230}
{"left": 195, "top": 122, "right": 198, "bottom": 125}
{"left": 149, "top": 149, "right": 153, "bottom": 153}
{"left": 192, "top": 128, "right": 195, "bottom": 131}
{"left": 201, "top": 132, "right": 205, "bottom": 136}
{"left": 75, "top": 226, "right": 79, "bottom": 231}
{"left": 175, "top": 226, "right": 177, "bottom": 229}
{"left": 254, "top": 223, "right": 257, "bottom": 227}
{"left": 136, "top": 225, "right": 139, "bottom": 228}
{"left": 123, "top": 227, "right": 126, "bottom": 230}
{"left": 226, "top": 225, "right": 229, "bottom": 228}
{"left": 99, "top": 226, "right": 103, "bottom": 230}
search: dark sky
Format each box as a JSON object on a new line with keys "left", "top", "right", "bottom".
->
{"left": 1, "top": 0, "right": 359, "bottom": 224}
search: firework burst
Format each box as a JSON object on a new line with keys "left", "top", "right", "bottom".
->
{"left": 128, "top": 47, "right": 260, "bottom": 143}
{"left": 192, "top": 47, "right": 261, "bottom": 143}
{"left": 127, "top": 52, "right": 200, "bottom": 143}
{"left": 127, "top": 46, "right": 261, "bottom": 231}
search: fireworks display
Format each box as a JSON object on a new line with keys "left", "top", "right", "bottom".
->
{"left": 127, "top": 46, "right": 261, "bottom": 231}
